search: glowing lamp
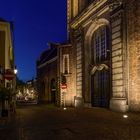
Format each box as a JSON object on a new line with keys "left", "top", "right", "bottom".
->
{"left": 123, "top": 115, "right": 128, "bottom": 118}
{"left": 63, "top": 107, "right": 67, "bottom": 110}
{"left": 14, "top": 68, "right": 18, "bottom": 74}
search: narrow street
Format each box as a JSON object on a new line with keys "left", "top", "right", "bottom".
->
{"left": 0, "top": 104, "right": 140, "bottom": 140}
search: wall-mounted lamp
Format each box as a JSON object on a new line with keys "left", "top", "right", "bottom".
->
{"left": 14, "top": 66, "right": 18, "bottom": 74}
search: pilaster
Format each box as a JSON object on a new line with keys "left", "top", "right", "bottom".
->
{"left": 74, "top": 28, "right": 84, "bottom": 107}
{"left": 109, "top": 3, "right": 128, "bottom": 112}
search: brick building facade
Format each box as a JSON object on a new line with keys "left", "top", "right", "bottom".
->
{"left": 37, "top": 43, "right": 76, "bottom": 107}
{"left": 57, "top": 43, "right": 76, "bottom": 107}
{"left": 37, "top": 43, "right": 58, "bottom": 103}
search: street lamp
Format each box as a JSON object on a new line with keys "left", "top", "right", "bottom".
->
{"left": 14, "top": 67, "right": 18, "bottom": 74}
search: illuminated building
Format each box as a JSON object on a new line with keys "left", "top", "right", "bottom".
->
{"left": 37, "top": 0, "right": 140, "bottom": 112}
{"left": 67, "top": 0, "right": 140, "bottom": 112}
{"left": 57, "top": 43, "right": 76, "bottom": 107}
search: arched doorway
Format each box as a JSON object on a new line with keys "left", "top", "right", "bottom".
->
{"left": 90, "top": 25, "right": 111, "bottom": 108}
{"left": 91, "top": 69, "right": 110, "bottom": 107}
{"left": 50, "top": 79, "right": 56, "bottom": 103}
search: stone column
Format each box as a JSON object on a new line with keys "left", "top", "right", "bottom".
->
{"left": 72, "top": 0, "right": 79, "bottom": 18}
{"left": 109, "top": 4, "right": 128, "bottom": 112}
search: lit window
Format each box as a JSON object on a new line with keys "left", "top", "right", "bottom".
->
{"left": 92, "top": 26, "right": 109, "bottom": 63}
{"left": 63, "top": 54, "right": 69, "bottom": 74}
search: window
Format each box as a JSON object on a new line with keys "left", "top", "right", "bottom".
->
{"left": 92, "top": 26, "right": 109, "bottom": 63}
{"left": 63, "top": 54, "right": 69, "bottom": 74}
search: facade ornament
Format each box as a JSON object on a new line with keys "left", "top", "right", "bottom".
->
{"left": 109, "top": 0, "right": 122, "bottom": 11}
{"left": 90, "top": 64, "right": 109, "bottom": 75}
{"left": 74, "top": 26, "right": 83, "bottom": 41}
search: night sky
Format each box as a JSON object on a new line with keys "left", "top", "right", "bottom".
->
{"left": 0, "top": 0, "right": 67, "bottom": 81}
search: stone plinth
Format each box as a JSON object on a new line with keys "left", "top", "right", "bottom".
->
{"left": 110, "top": 98, "right": 128, "bottom": 112}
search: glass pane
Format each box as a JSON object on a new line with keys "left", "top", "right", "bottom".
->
{"left": 91, "top": 26, "right": 109, "bottom": 63}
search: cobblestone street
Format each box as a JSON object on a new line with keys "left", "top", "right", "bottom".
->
{"left": 0, "top": 104, "right": 140, "bottom": 140}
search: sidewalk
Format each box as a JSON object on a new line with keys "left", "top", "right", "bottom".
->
{"left": 0, "top": 117, "right": 9, "bottom": 127}
{"left": 0, "top": 110, "right": 16, "bottom": 128}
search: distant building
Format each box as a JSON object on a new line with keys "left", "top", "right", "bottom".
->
{"left": 37, "top": 43, "right": 58, "bottom": 104}
{"left": 26, "top": 78, "right": 37, "bottom": 93}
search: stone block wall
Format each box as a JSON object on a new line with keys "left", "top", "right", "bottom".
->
{"left": 110, "top": 5, "right": 128, "bottom": 112}
{"left": 127, "top": 0, "right": 140, "bottom": 111}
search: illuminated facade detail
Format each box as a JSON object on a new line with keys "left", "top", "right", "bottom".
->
{"left": 75, "top": 41, "right": 83, "bottom": 107}
{"left": 70, "top": 0, "right": 109, "bottom": 29}
{"left": 92, "top": 26, "right": 109, "bottom": 62}
{"left": 83, "top": 18, "right": 111, "bottom": 108}
{"left": 63, "top": 54, "right": 69, "bottom": 74}
{"left": 90, "top": 64, "right": 109, "bottom": 75}
{"left": 109, "top": 9, "right": 128, "bottom": 112}
{"left": 57, "top": 44, "right": 76, "bottom": 107}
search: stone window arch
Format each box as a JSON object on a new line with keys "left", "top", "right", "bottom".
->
{"left": 84, "top": 18, "right": 110, "bottom": 67}
{"left": 91, "top": 25, "right": 110, "bottom": 64}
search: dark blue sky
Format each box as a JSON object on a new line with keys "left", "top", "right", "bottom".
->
{"left": 0, "top": 0, "right": 67, "bottom": 81}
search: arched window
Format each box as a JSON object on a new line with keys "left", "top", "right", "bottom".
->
{"left": 91, "top": 26, "right": 110, "bottom": 64}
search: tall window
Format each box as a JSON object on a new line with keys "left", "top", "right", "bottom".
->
{"left": 92, "top": 26, "right": 109, "bottom": 63}
{"left": 63, "top": 54, "right": 69, "bottom": 74}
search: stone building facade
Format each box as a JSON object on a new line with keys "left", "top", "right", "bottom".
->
{"left": 67, "top": 0, "right": 140, "bottom": 112}
{"left": 0, "top": 19, "right": 16, "bottom": 116}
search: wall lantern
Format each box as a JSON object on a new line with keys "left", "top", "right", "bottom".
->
{"left": 14, "top": 66, "right": 18, "bottom": 74}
